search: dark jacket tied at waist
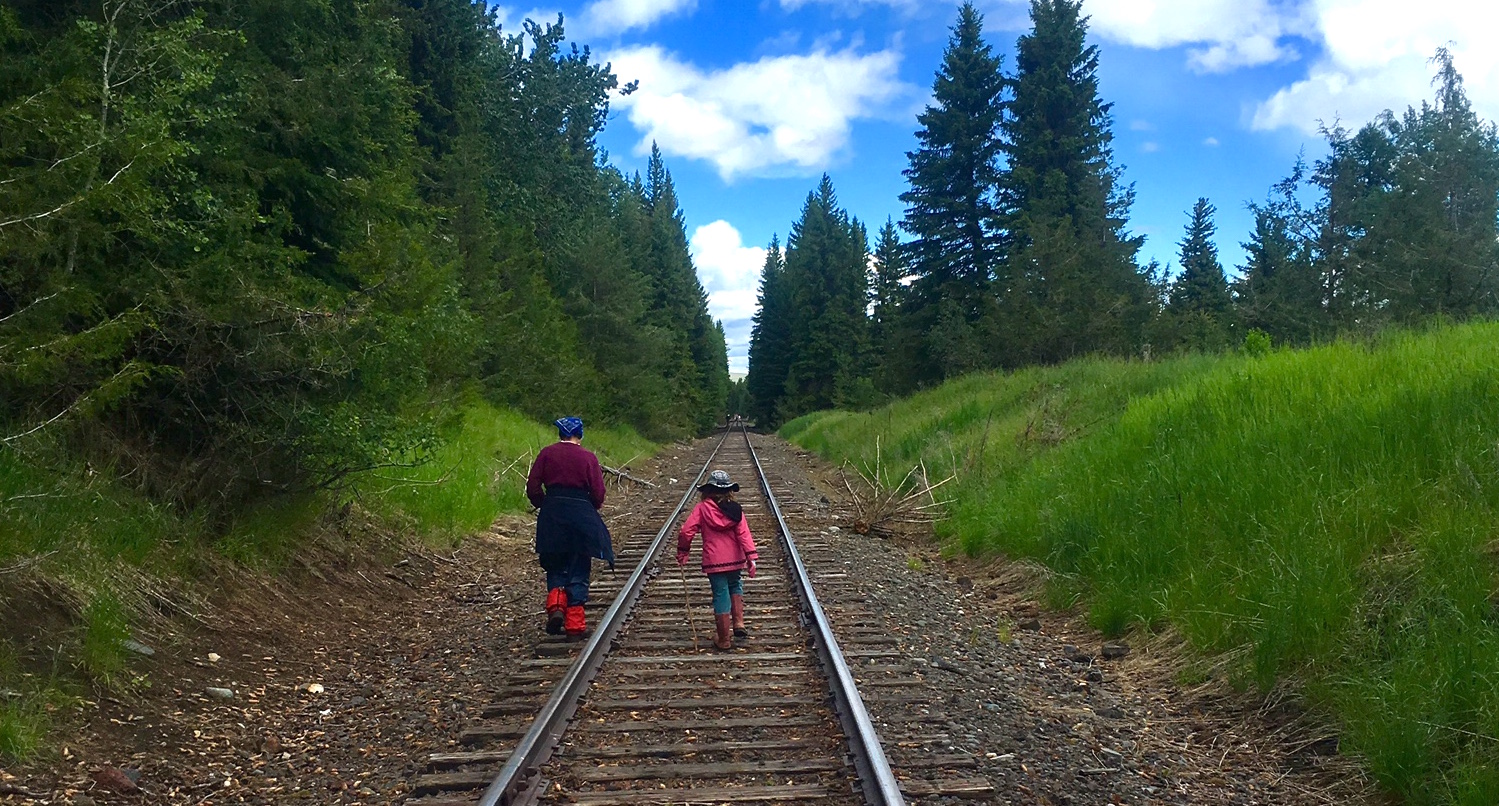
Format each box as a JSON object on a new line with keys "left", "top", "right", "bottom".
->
{"left": 536, "top": 485, "right": 615, "bottom": 568}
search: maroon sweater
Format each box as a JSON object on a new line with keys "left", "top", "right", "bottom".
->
{"left": 526, "top": 441, "right": 607, "bottom": 509}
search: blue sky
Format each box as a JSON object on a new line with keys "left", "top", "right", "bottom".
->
{"left": 492, "top": 0, "right": 1499, "bottom": 373}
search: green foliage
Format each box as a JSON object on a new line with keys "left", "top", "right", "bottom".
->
{"left": 358, "top": 398, "right": 654, "bottom": 540}
{"left": 0, "top": 689, "right": 49, "bottom": 762}
{"left": 1, "top": 2, "right": 721, "bottom": 517}
{"left": 747, "top": 237, "right": 791, "bottom": 426}
{"left": 785, "top": 321, "right": 1499, "bottom": 804}
{"left": 900, "top": 2, "right": 1006, "bottom": 383}
{"left": 1000, "top": 0, "right": 1151, "bottom": 366}
{"left": 79, "top": 593, "right": 131, "bottom": 685}
{"left": 749, "top": 177, "right": 870, "bottom": 426}
{"left": 1243, "top": 328, "right": 1272, "bottom": 357}
{"left": 1159, "top": 198, "right": 1235, "bottom": 352}
{"left": 1239, "top": 51, "right": 1499, "bottom": 346}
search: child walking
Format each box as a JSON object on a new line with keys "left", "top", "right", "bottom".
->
{"left": 677, "top": 470, "right": 759, "bottom": 650}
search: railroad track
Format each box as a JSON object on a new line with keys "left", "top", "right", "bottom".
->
{"left": 406, "top": 428, "right": 993, "bottom": 805}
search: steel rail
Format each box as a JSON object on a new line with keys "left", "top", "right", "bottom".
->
{"left": 475, "top": 428, "right": 733, "bottom": 806}
{"left": 742, "top": 428, "right": 907, "bottom": 806}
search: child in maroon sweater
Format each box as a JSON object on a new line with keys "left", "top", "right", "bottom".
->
{"left": 677, "top": 470, "right": 759, "bottom": 650}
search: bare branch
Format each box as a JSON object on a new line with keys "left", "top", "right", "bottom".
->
{"left": 0, "top": 291, "right": 64, "bottom": 326}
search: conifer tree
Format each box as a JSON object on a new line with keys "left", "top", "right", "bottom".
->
{"left": 900, "top": 1, "right": 1007, "bottom": 380}
{"left": 1003, "top": 0, "right": 1149, "bottom": 363}
{"left": 1164, "top": 199, "right": 1233, "bottom": 351}
{"left": 780, "top": 176, "right": 871, "bottom": 420}
{"left": 1365, "top": 51, "right": 1499, "bottom": 320}
{"left": 1233, "top": 204, "right": 1324, "bottom": 346}
{"left": 746, "top": 237, "right": 791, "bottom": 426}
{"left": 869, "top": 219, "right": 913, "bottom": 394}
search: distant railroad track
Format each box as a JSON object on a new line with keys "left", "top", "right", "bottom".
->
{"left": 405, "top": 426, "right": 993, "bottom": 805}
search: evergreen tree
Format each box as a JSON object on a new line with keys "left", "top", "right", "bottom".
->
{"left": 900, "top": 2, "right": 1007, "bottom": 381}
{"left": 869, "top": 219, "right": 914, "bottom": 395}
{"left": 0, "top": 3, "right": 732, "bottom": 511}
{"left": 1233, "top": 203, "right": 1324, "bottom": 346}
{"left": 1163, "top": 199, "right": 1233, "bottom": 351}
{"left": 780, "top": 176, "right": 871, "bottom": 420}
{"left": 746, "top": 237, "right": 791, "bottom": 426}
{"left": 1002, "top": 0, "right": 1150, "bottom": 363}
{"left": 1365, "top": 51, "right": 1499, "bottom": 320}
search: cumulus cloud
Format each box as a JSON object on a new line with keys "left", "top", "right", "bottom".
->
{"left": 578, "top": 0, "right": 695, "bottom": 34}
{"left": 1252, "top": 1, "right": 1499, "bottom": 133}
{"left": 608, "top": 44, "right": 914, "bottom": 180}
{"left": 1081, "top": 0, "right": 1307, "bottom": 72}
{"left": 780, "top": 0, "right": 922, "bottom": 12}
{"left": 689, "top": 221, "right": 767, "bottom": 373}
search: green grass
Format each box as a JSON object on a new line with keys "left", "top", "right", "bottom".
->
{"left": 783, "top": 321, "right": 1499, "bottom": 805}
{"left": 355, "top": 399, "right": 656, "bottom": 541}
{"left": 0, "top": 694, "right": 49, "bottom": 761}
{"left": 0, "top": 395, "right": 658, "bottom": 761}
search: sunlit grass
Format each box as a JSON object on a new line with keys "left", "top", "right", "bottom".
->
{"left": 784, "top": 321, "right": 1499, "bottom": 804}
{"left": 356, "top": 398, "right": 657, "bottom": 541}
{"left": 1, "top": 395, "right": 658, "bottom": 758}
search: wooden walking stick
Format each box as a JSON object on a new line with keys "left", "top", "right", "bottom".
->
{"left": 676, "top": 558, "right": 700, "bottom": 652}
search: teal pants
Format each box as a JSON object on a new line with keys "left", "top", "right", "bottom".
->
{"left": 708, "top": 571, "right": 743, "bottom": 615}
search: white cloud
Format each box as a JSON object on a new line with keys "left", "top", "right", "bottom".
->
{"left": 608, "top": 44, "right": 914, "bottom": 180}
{"left": 690, "top": 221, "right": 767, "bottom": 373}
{"left": 1252, "top": 1, "right": 1499, "bottom": 133}
{"left": 1141, "top": 140, "right": 1161, "bottom": 153}
{"left": 491, "top": 5, "right": 560, "bottom": 34}
{"left": 578, "top": 0, "right": 695, "bottom": 34}
{"left": 974, "top": 0, "right": 1306, "bottom": 70}
{"left": 1079, "top": 0, "right": 1307, "bottom": 72}
{"left": 1204, "top": 136, "right": 1221, "bottom": 146}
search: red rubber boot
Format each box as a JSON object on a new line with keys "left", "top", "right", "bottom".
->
{"left": 544, "top": 588, "right": 567, "bottom": 635}
{"left": 564, "top": 604, "right": 588, "bottom": 639}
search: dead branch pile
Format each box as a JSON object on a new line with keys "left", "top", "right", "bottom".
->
{"left": 840, "top": 437, "right": 955, "bottom": 538}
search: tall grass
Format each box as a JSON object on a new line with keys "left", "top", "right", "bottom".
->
{"left": 356, "top": 399, "right": 656, "bottom": 540}
{"left": 1, "top": 397, "right": 656, "bottom": 760}
{"left": 784, "top": 322, "right": 1499, "bottom": 805}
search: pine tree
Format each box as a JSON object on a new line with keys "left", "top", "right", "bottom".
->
{"left": 1233, "top": 204, "right": 1324, "bottom": 346}
{"left": 1164, "top": 199, "right": 1233, "bottom": 351}
{"left": 869, "top": 219, "right": 913, "bottom": 394}
{"left": 1003, "top": 0, "right": 1150, "bottom": 363}
{"left": 640, "top": 143, "right": 726, "bottom": 435}
{"left": 746, "top": 237, "right": 791, "bottom": 426}
{"left": 900, "top": 1, "right": 1006, "bottom": 368}
{"left": 780, "top": 176, "right": 871, "bottom": 420}
{"left": 1368, "top": 50, "right": 1499, "bottom": 320}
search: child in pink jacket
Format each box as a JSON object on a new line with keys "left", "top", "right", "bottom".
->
{"left": 677, "top": 470, "right": 759, "bottom": 650}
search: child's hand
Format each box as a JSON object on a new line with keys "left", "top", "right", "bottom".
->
{"left": 747, "top": 560, "right": 757, "bottom": 578}
{"left": 676, "top": 551, "right": 689, "bottom": 566}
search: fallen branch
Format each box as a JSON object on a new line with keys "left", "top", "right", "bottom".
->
{"left": 840, "top": 454, "right": 955, "bottom": 539}
{"left": 603, "top": 465, "right": 656, "bottom": 488}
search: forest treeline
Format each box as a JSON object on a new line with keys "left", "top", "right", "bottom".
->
{"left": 748, "top": 0, "right": 1499, "bottom": 428}
{"left": 0, "top": 0, "right": 728, "bottom": 511}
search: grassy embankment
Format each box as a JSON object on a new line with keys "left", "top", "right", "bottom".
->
{"left": 0, "top": 398, "right": 654, "bottom": 759}
{"left": 782, "top": 322, "right": 1499, "bottom": 806}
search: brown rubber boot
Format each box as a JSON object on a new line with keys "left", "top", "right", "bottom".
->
{"left": 730, "top": 594, "right": 748, "bottom": 639}
{"left": 713, "top": 613, "right": 734, "bottom": 651}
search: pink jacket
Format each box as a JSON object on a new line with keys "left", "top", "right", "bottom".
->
{"left": 677, "top": 499, "right": 758, "bottom": 575}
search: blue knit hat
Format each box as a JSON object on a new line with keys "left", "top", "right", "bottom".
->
{"left": 555, "top": 417, "right": 584, "bottom": 439}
